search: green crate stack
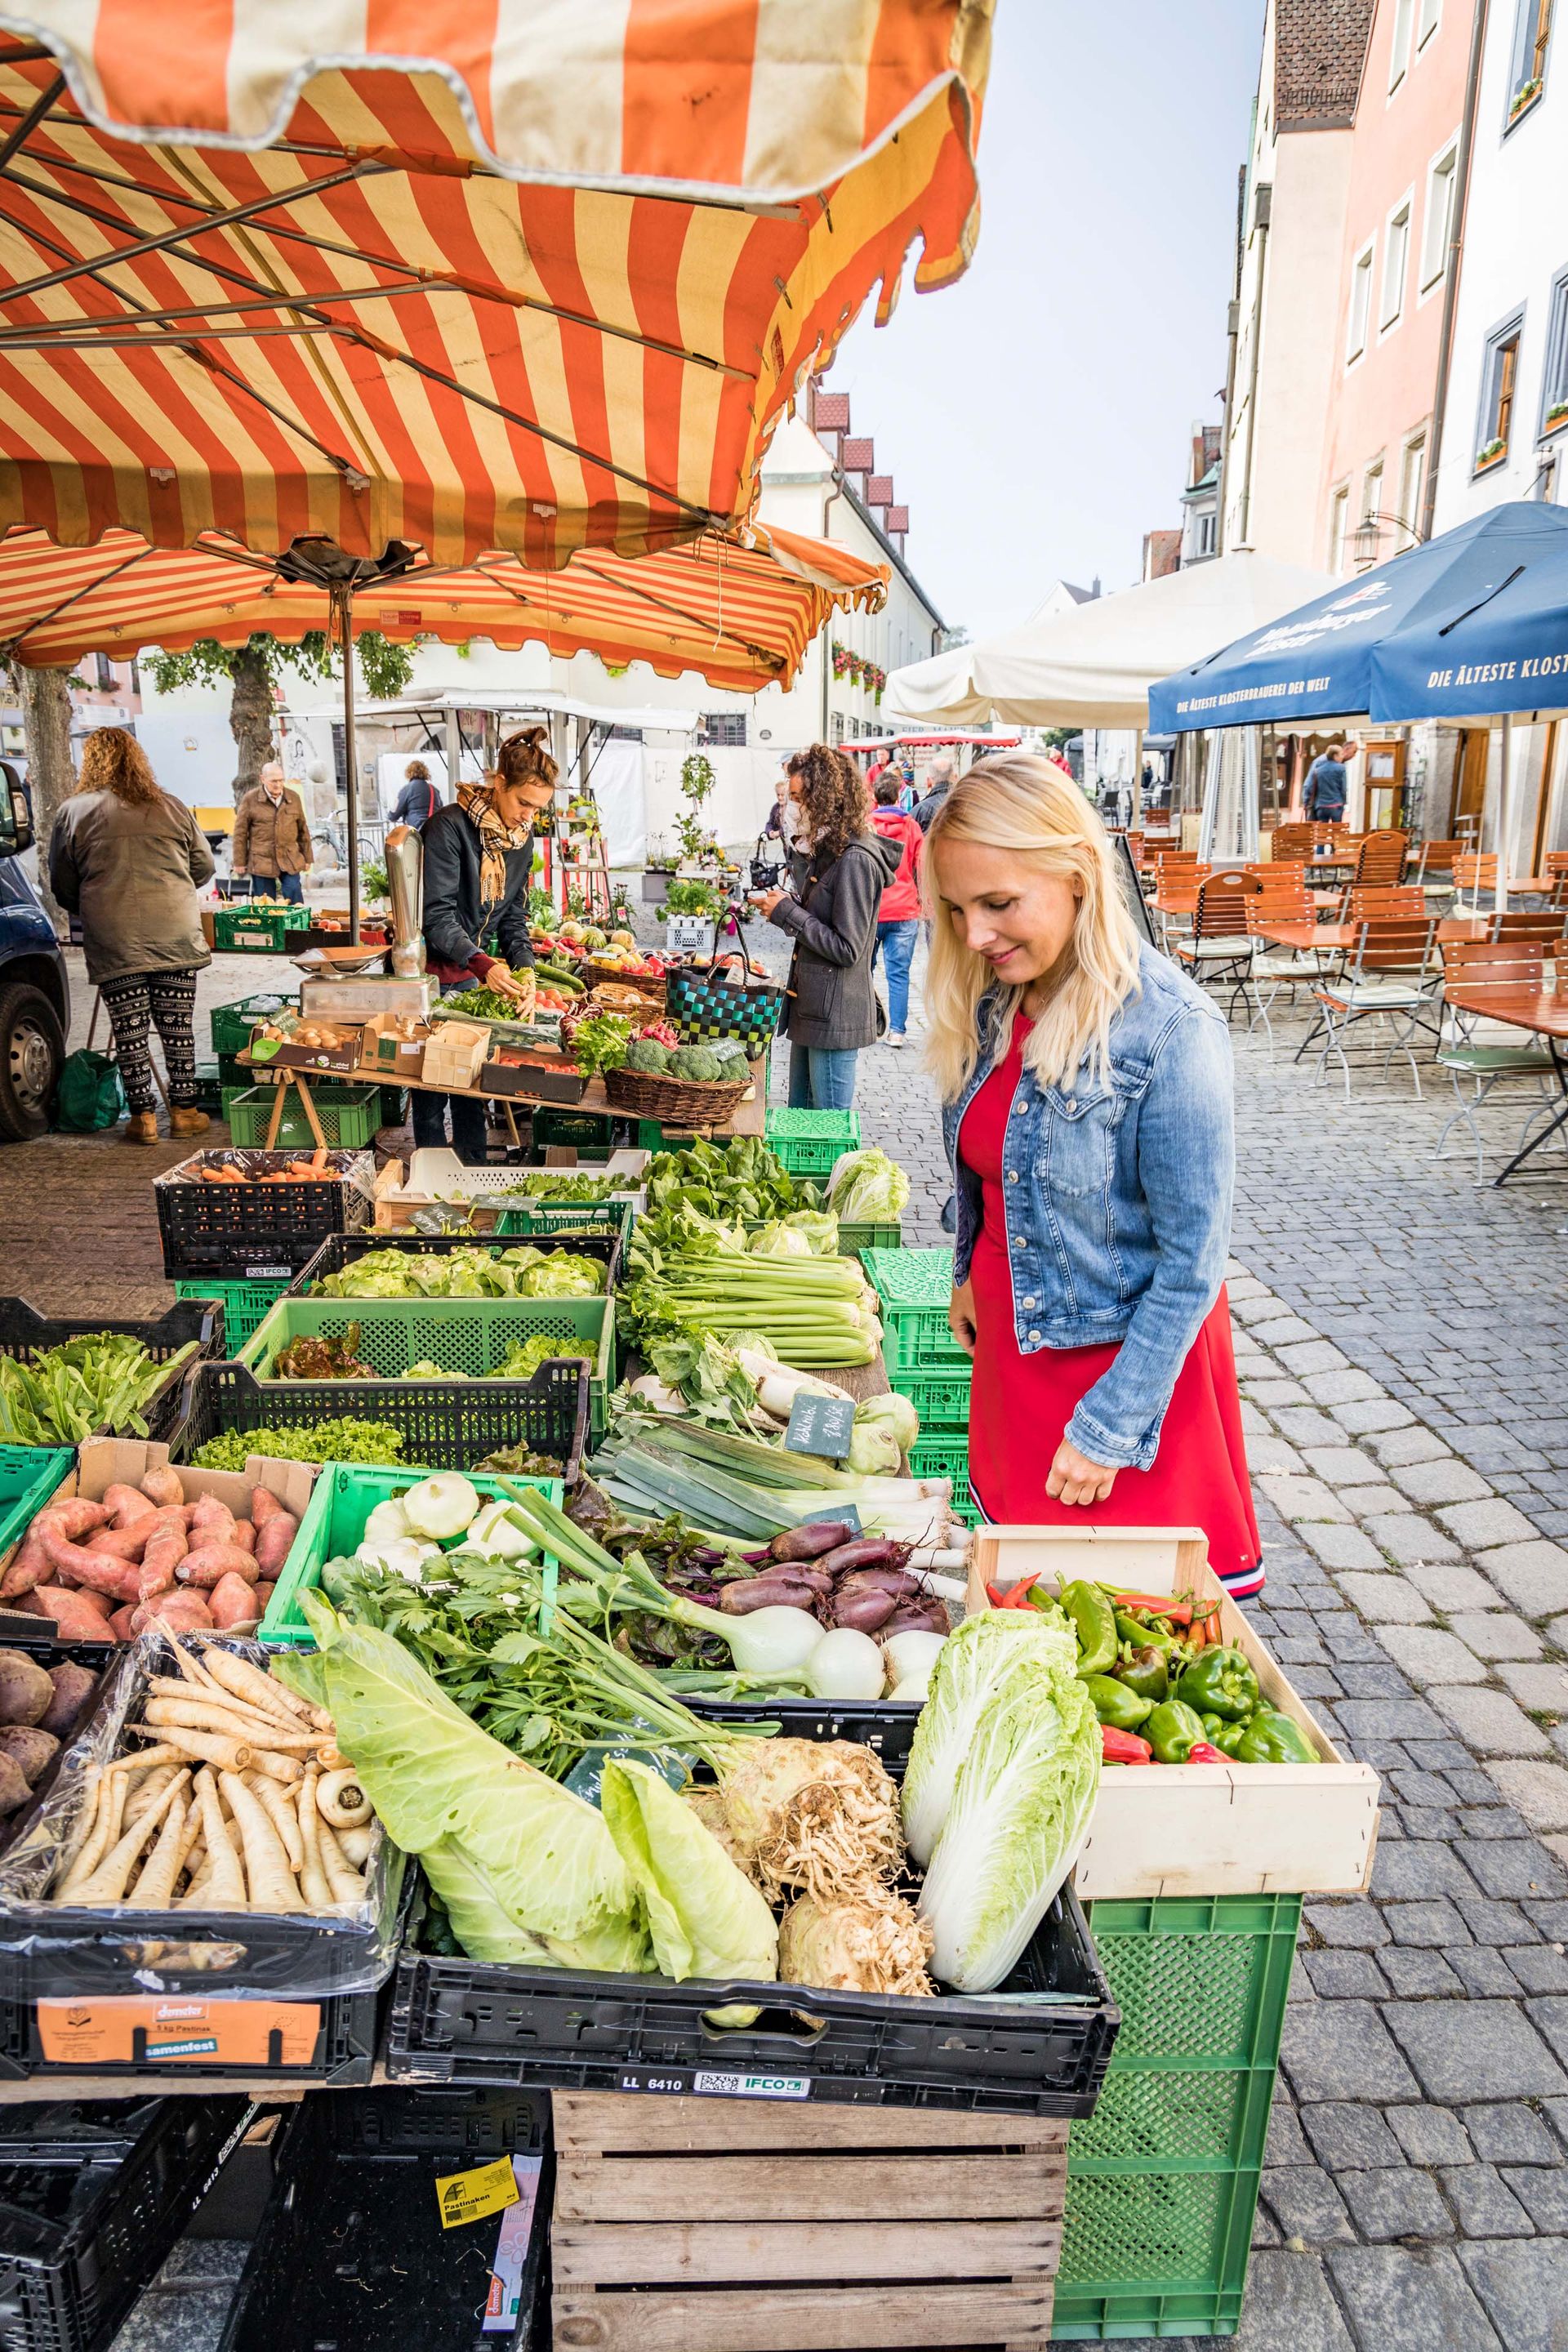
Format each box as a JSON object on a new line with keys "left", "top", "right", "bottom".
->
{"left": 210, "top": 991, "right": 300, "bottom": 1057}
{"left": 1053, "top": 1892, "right": 1303, "bottom": 2342}
{"left": 225, "top": 1085, "right": 381, "bottom": 1151}
{"left": 173, "top": 1277, "right": 292, "bottom": 1353}
{"left": 532, "top": 1109, "right": 617, "bottom": 1157}
{"left": 0, "top": 1443, "right": 74, "bottom": 1559}
{"left": 212, "top": 903, "right": 310, "bottom": 954}
{"left": 862, "top": 1246, "right": 968, "bottom": 1376}
{"left": 763, "top": 1106, "right": 859, "bottom": 1178}
{"left": 907, "top": 1432, "right": 977, "bottom": 1525}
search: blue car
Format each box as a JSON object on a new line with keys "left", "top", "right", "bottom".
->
{"left": 0, "top": 757, "right": 69, "bottom": 1141}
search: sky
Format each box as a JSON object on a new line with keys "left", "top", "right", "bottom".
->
{"left": 824, "top": 0, "right": 1268, "bottom": 639}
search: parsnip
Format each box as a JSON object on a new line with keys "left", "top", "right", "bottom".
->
{"left": 200, "top": 1646, "right": 323, "bottom": 1731}
{"left": 69, "top": 1772, "right": 185, "bottom": 1904}
{"left": 126, "top": 1782, "right": 193, "bottom": 1908}
{"left": 122, "top": 1763, "right": 179, "bottom": 1829}
{"left": 316, "top": 1821, "right": 366, "bottom": 1909}
{"left": 296, "top": 1769, "right": 334, "bottom": 1913}
{"left": 145, "top": 1695, "right": 321, "bottom": 1753}
{"left": 335, "top": 1824, "right": 372, "bottom": 1869}
{"left": 316, "top": 1769, "right": 372, "bottom": 1829}
{"left": 191, "top": 1767, "right": 247, "bottom": 1908}
{"left": 54, "top": 1768, "right": 104, "bottom": 1884}
{"left": 219, "top": 1772, "right": 305, "bottom": 1912}
{"left": 130, "top": 1724, "right": 253, "bottom": 1775}
{"left": 245, "top": 1771, "right": 304, "bottom": 1871}
{"left": 57, "top": 1771, "right": 125, "bottom": 1899}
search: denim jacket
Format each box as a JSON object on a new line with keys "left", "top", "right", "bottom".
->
{"left": 942, "top": 942, "right": 1235, "bottom": 1472}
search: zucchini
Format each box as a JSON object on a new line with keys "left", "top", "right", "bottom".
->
{"left": 535, "top": 962, "right": 587, "bottom": 995}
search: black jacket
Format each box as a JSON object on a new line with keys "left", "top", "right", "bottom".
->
{"left": 421, "top": 803, "right": 536, "bottom": 980}
{"left": 914, "top": 779, "right": 952, "bottom": 833}
{"left": 768, "top": 830, "right": 902, "bottom": 1050}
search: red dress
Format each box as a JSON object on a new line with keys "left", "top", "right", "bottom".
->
{"left": 960, "top": 1018, "right": 1263, "bottom": 1597}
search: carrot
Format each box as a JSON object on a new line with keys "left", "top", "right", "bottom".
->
{"left": 310, "top": 1147, "right": 327, "bottom": 1170}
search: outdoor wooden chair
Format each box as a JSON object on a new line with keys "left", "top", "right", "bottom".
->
{"left": 1436, "top": 940, "right": 1561, "bottom": 1180}
{"left": 1176, "top": 870, "right": 1263, "bottom": 1017}
{"left": 1242, "top": 885, "right": 1331, "bottom": 1047}
{"left": 1489, "top": 910, "right": 1568, "bottom": 946}
{"left": 1348, "top": 831, "right": 1410, "bottom": 893}
{"left": 1544, "top": 851, "right": 1568, "bottom": 907}
{"left": 1270, "top": 824, "right": 1317, "bottom": 864}
{"left": 1297, "top": 915, "right": 1441, "bottom": 1098}
{"left": 1346, "top": 886, "right": 1427, "bottom": 924}
{"left": 1454, "top": 853, "right": 1499, "bottom": 911}
{"left": 1414, "top": 839, "right": 1463, "bottom": 896}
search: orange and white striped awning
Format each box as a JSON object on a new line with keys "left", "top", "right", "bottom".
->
{"left": 0, "top": 522, "right": 889, "bottom": 693}
{"left": 0, "top": 8, "right": 991, "bottom": 567}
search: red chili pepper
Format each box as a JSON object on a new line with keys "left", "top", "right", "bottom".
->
{"left": 1188, "top": 1742, "right": 1227, "bottom": 1765}
{"left": 985, "top": 1583, "right": 1008, "bottom": 1609}
{"left": 1101, "top": 1725, "right": 1152, "bottom": 1766}
{"left": 1113, "top": 1592, "right": 1193, "bottom": 1628}
{"left": 1000, "top": 1574, "right": 1040, "bottom": 1609}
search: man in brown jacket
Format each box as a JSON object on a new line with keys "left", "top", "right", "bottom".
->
{"left": 231, "top": 760, "right": 313, "bottom": 901}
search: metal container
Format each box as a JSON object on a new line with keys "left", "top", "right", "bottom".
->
{"left": 385, "top": 822, "right": 426, "bottom": 976}
{"left": 301, "top": 973, "right": 434, "bottom": 1018}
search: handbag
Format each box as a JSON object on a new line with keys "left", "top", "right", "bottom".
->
{"left": 665, "top": 945, "right": 786, "bottom": 1054}
{"left": 54, "top": 1049, "right": 126, "bottom": 1132}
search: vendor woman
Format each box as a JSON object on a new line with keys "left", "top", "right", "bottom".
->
{"left": 417, "top": 727, "right": 558, "bottom": 1164}
{"left": 927, "top": 755, "right": 1261, "bottom": 1597}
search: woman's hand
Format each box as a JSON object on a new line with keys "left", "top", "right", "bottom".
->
{"left": 949, "top": 1278, "right": 977, "bottom": 1357}
{"left": 748, "top": 889, "right": 786, "bottom": 920}
{"left": 1046, "top": 1438, "right": 1118, "bottom": 1508}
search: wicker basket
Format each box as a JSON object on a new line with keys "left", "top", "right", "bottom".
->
{"left": 582, "top": 961, "right": 666, "bottom": 1000}
{"left": 604, "top": 1064, "right": 748, "bottom": 1127}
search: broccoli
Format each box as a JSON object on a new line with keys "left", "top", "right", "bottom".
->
{"left": 670, "top": 1044, "right": 724, "bottom": 1082}
{"left": 707, "top": 1038, "right": 750, "bottom": 1074}
{"left": 626, "top": 1037, "right": 674, "bottom": 1075}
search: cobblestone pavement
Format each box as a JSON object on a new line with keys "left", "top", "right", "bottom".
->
{"left": 29, "top": 921, "right": 1568, "bottom": 2351}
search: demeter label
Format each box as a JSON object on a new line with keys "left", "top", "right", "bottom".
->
{"left": 437, "top": 2155, "right": 520, "bottom": 2230}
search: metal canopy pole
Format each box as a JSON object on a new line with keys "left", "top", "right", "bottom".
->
{"left": 1497, "top": 713, "right": 1513, "bottom": 915}
{"left": 443, "top": 703, "right": 462, "bottom": 804}
{"left": 333, "top": 581, "right": 362, "bottom": 944}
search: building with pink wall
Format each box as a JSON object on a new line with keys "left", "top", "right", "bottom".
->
{"left": 1316, "top": 0, "right": 1473, "bottom": 575}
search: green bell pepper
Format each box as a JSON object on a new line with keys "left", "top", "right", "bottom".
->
{"left": 1143, "top": 1699, "right": 1209, "bottom": 1764}
{"left": 1176, "top": 1645, "right": 1261, "bottom": 1724}
{"left": 1082, "top": 1674, "right": 1155, "bottom": 1731}
{"left": 1213, "top": 1718, "right": 1250, "bottom": 1758}
{"left": 1200, "top": 1711, "right": 1225, "bottom": 1740}
{"left": 1115, "top": 1609, "right": 1179, "bottom": 1655}
{"left": 1233, "top": 1707, "right": 1319, "bottom": 1764}
{"left": 1061, "top": 1580, "right": 1119, "bottom": 1677}
{"left": 1116, "top": 1645, "right": 1169, "bottom": 1704}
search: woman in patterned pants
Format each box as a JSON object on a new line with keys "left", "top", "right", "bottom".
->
{"left": 48, "top": 728, "right": 216, "bottom": 1144}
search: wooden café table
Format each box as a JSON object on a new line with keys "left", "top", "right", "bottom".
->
{"left": 1254, "top": 915, "right": 1492, "bottom": 956}
{"left": 1442, "top": 978, "right": 1568, "bottom": 1185}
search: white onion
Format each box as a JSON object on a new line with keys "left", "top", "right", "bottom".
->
{"left": 881, "top": 1630, "right": 948, "bottom": 1695}
{"left": 805, "top": 1626, "right": 887, "bottom": 1701}
{"left": 713, "top": 1605, "right": 826, "bottom": 1677}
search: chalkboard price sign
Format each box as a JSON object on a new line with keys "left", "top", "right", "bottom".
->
{"left": 784, "top": 1391, "right": 858, "bottom": 1461}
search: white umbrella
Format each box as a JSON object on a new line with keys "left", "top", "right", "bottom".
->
{"left": 887, "top": 553, "right": 1336, "bottom": 729}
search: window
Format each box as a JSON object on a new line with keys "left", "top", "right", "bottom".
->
{"left": 1543, "top": 270, "right": 1568, "bottom": 434}
{"left": 1418, "top": 0, "right": 1441, "bottom": 45}
{"left": 1196, "top": 510, "right": 1217, "bottom": 557}
{"left": 1361, "top": 458, "right": 1385, "bottom": 525}
{"left": 1382, "top": 201, "right": 1411, "bottom": 329}
{"left": 1347, "top": 242, "right": 1374, "bottom": 361}
{"left": 698, "top": 711, "right": 746, "bottom": 747}
{"left": 1398, "top": 431, "right": 1428, "bottom": 531}
{"left": 1477, "top": 316, "right": 1524, "bottom": 469}
{"left": 1329, "top": 485, "right": 1352, "bottom": 572}
{"left": 1388, "top": 0, "right": 1415, "bottom": 89}
{"left": 1507, "top": 0, "right": 1552, "bottom": 122}
{"left": 831, "top": 711, "right": 845, "bottom": 745}
{"left": 93, "top": 655, "right": 114, "bottom": 692}
{"left": 1420, "top": 143, "right": 1458, "bottom": 289}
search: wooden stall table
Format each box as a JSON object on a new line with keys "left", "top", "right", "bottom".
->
{"left": 243, "top": 1052, "right": 769, "bottom": 1146}
{"left": 1442, "top": 978, "right": 1568, "bottom": 1184}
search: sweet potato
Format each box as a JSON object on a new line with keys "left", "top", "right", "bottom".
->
{"left": 38, "top": 1530, "right": 139, "bottom": 1604}
{"left": 0, "top": 1726, "right": 58, "bottom": 1786}
{"left": 138, "top": 1525, "right": 188, "bottom": 1604}
{"left": 0, "top": 1754, "right": 29, "bottom": 1816}
{"left": 229, "top": 1521, "right": 256, "bottom": 1557}
{"left": 254, "top": 1581, "right": 277, "bottom": 1619}
{"left": 41, "top": 1663, "right": 100, "bottom": 1737}
{"left": 250, "top": 1489, "right": 283, "bottom": 1529}
{"left": 176, "top": 1543, "right": 259, "bottom": 1590}
{"left": 0, "top": 1649, "right": 56, "bottom": 1726}
{"left": 139, "top": 1468, "right": 185, "bottom": 1508}
{"left": 103, "top": 1484, "right": 155, "bottom": 1528}
{"left": 38, "top": 1501, "right": 114, "bottom": 1544}
{"left": 0, "top": 1518, "right": 51, "bottom": 1599}
{"left": 84, "top": 1523, "right": 151, "bottom": 1562}
{"left": 189, "top": 1497, "right": 238, "bottom": 1544}
{"left": 207, "top": 1572, "right": 263, "bottom": 1631}
{"left": 253, "top": 1512, "right": 297, "bottom": 1580}
{"left": 107, "top": 1604, "right": 140, "bottom": 1642}
{"left": 131, "top": 1592, "right": 214, "bottom": 1637}
{"left": 30, "top": 1587, "right": 114, "bottom": 1638}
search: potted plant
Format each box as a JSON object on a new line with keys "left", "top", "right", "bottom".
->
{"left": 1509, "top": 74, "right": 1543, "bottom": 120}
{"left": 1476, "top": 436, "right": 1508, "bottom": 471}
{"left": 1546, "top": 399, "right": 1568, "bottom": 434}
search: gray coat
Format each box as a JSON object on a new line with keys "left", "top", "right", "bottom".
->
{"left": 768, "top": 830, "right": 902, "bottom": 1051}
{"left": 49, "top": 789, "right": 214, "bottom": 986}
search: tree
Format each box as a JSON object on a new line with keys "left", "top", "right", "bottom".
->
{"left": 16, "top": 666, "right": 74, "bottom": 933}
{"left": 146, "top": 630, "right": 416, "bottom": 803}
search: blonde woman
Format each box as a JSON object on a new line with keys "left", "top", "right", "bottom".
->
{"left": 927, "top": 755, "right": 1261, "bottom": 1597}
{"left": 48, "top": 728, "right": 215, "bottom": 1146}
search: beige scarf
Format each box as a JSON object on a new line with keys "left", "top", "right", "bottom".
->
{"left": 457, "top": 777, "right": 532, "bottom": 912}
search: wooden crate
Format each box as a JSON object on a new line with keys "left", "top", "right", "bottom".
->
{"left": 550, "top": 2091, "right": 1068, "bottom": 2352}
{"left": 969, "top": 1526, "right": 1380, "bottom": 1902}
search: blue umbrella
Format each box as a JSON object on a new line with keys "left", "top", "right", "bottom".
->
{"left": 1149, "top": 503, "right": 1568, "bottom": 733}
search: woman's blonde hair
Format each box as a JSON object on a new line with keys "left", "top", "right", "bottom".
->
{"left": 923, "top": 754, "right": 1142, "bottom": 1101}
{"left": 75, "top": 726, "right": 161, "bottom": 808}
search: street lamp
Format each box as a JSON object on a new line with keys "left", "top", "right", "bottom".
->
{"left": 1352, "top": 509, "right": 1423, "bottom": 570}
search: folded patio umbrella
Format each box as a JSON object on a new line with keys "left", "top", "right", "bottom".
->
{"left": 0, "top": 7, "right": 991, "bottom": 567}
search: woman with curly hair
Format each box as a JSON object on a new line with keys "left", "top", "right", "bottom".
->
{"left": 48, "top": 727, "right": 216, "bottom": 1146}
{"left": 749, "top": 743, "right": 901, "bottom": 1108}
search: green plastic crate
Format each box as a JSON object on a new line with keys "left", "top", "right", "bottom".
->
{"left": 261, "top": 1459, "right": 563, "bottom": 1648}
{"left": 174, "top": 1277, "right": 292, "bottom": 1352}
{"left": 226, "top": 1085, "right": 381, "bottom": 1151}
{"left": 213, "top": 903, "right": 310, "bottom": 954}
{"left": 0, "top": 1443, "right": 74, "bottom": 1562}
{"left": 907, "top": 1432, "right": 978, "bottom": 1525}
{"left": 494, "top": 1200, "right": 636, "bottom": 1241}
{"left": 862, "top": 1245, "right": 968, "bottom": 1375}
{"left": 532, "top": 1109, "right": 617, "bottom": 1156}
{"left": 210, "top": 991, "right": 299, "bottom": 1057}
{"left": 239, "top": 1291, "right": 615, "bottom": 1441}
{"left": 839, "top": 1218, "right": 902, "bottom": 1254}
{"left": 1053, "top": 1893, "right": 1303, "bottom": 2342}
{"left": 893, "top": 1362, "right": 972, "bottom": 1431}
{"left": 763, "top": 1107, "right": 859, "bottom": 1178}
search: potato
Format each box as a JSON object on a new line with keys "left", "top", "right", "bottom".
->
{"left": 0, "top": 1726, "right": 58, "bottom": 1786}
{"left": 41, "top": 1664, "right": 99, "bottom": 1738}
{"left": 0, "top": 1754, "right": 29, "bottom": 1815}
{"left": 0, "top": 1649, "right": 56, "bottom": 1726}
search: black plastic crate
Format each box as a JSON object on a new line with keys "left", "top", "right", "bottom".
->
{"left": 0, "top": 1642, "right": 111, "bottom": 1784}
{"left": 219, "top": 2090, "right": 551, "bottom": 2352}
{"left": 0, "top": 1980, "right": 384, "bottom": 2086}
{"left": 171, "top": 1357, "right": 590, "bottom": 1485}
{"left": 0, "top": 1301, "right": 222, "bottom": 1445}
{"left": 0, "top": 2094, "right": 254, "bottom": 2352}
{"left": 153, "top": 1150, "right": 372, "bottom": 1282}
{"left": 387, "top": 1704, "right": 1118, "bottom": 2116}
{"left": 287, "top": 1226, "right": 623, "bottom": 1300}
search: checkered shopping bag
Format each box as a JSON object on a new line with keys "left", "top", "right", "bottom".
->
{"left": 665, "top": 948, "right": 786, "bottom": 1054}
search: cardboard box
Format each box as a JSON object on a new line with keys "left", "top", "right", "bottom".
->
{"left": 358, "top": 1013, "right": 433, "bottom": 1076}
{"left": 969, "top": 1525, "right": 1380, "bottom": 1901}
{"left": 244, "top": 1025, "right": 363, "bottom": 1076}
{"left": 421, "top": 1021, "right": 490, "bottom": 1090}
